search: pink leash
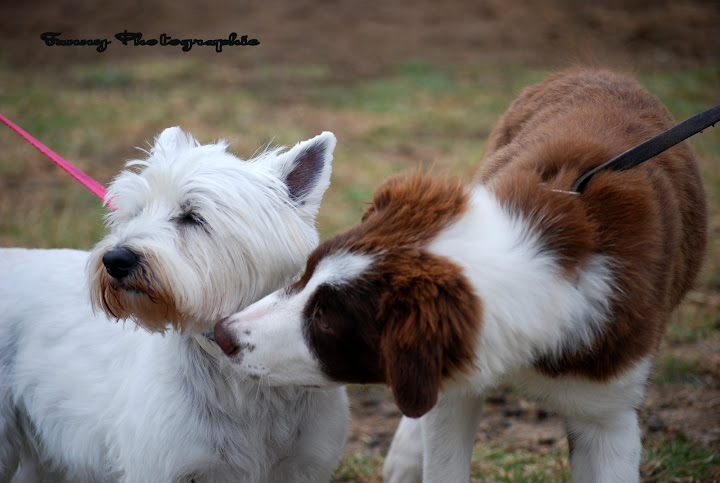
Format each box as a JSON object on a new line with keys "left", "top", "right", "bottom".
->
{"left": 0, "top": 112, "right": 115, "bottom": 209}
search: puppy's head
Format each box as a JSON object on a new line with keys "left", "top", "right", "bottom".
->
{"left": 215, "top": 173, "right": 482, "bottom": 417}
{"left": 88, "top": 127, "right": 336, "bottom": 334}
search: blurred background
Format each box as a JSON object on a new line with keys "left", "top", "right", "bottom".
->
{"left": 1, "top": 1, "right": 718, "bottom": 480}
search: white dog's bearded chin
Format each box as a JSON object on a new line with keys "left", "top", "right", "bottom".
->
{"left": 231, "top": 365, "right": 330, "bottom": 390}
{"left": 222, "top": 352, "right": 335, "bottom": 390}
{"left": 89, "top": 255, "right": 188, "bottom": 333}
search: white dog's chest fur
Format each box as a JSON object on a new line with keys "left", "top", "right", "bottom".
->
{"left": 0, "top": 249, "right": 334, "bottom": 482}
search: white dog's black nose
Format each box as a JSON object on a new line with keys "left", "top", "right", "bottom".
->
{"left": 102, "top": 247, "right": 139, "bottom": 280}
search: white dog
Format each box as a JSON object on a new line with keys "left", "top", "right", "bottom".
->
{"left": 0, "top": 127, "right": 349, "bottom": 482}
{"left": 214, "top": 69, "right": 707, "bottom": 482}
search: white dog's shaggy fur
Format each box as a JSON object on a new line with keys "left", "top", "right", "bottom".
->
{"left": 0, "top": 127, "right": 350, "bottom": 482}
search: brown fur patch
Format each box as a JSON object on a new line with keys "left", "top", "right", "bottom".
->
{"left": 478, "top": 68, "right": 707, "bottom": 380}
{"left": 89, "top": 252, "right": 188, "bottom": 333}
{"left": 290, "top": 172, "right": 472, "bottom": 291}
{"left": 301, "top": 248, "right": 482, "bottom": 417}
{"left": 344, "top": 172, "right": 471, "bottom": 253}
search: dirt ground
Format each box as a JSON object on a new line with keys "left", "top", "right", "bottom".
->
{"left": 1, "top": 0, "right": 719, "bottom": 475}
{"left": 1, "top": 0, "right": 718, "bottom": 74}
{"left": 344, "top": 342, "right": 720, "bottom": 462}
{"left": 346, "top": 342, "right": 720, "bottom": 458}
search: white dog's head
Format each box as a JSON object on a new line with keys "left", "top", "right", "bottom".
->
{"left": 88, "top": 127, "right": 335, "bottom": 334}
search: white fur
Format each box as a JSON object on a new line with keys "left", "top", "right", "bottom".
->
{"left": 220, "top": 184, "right": 650, "bottom": 483}
{"left": 517, "top": 358, "right": 651, "bottom": 483}
{"left": 0, "top": 128, "right": 349, "bottom": 482}
{"left": 429, "top": 186, "right": 615, "bottom": 389}
{"left": 382, "top": 416, "right": 424, "bottom": 482}
{"left": 311, "top": 250, "right": 376, "bottom": 290}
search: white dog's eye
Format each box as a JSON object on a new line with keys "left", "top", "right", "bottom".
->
{"left": 176, "top": 210, "right": 206, "bottom": 227}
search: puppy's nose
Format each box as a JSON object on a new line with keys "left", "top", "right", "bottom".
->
{"left": 102, "top": 247, "right": 139, "bottom": 280}
{"left": 214, "top": 318, "right": 240, "bottom": 357}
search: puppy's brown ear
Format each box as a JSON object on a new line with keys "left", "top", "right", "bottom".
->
{"left": 379, "top": 254, "right": 481, "bottom": 418}
{"left": 382, "top": 303, "right": 443, "bottom": 418}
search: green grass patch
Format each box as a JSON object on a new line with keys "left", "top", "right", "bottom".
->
{"left": 333, "top": 438, "right": 719, "bottom": 482}
{"left": 637, "top": 68, "right": 720, "bottom": 163}
{"left": 0, "top": 187, "right": 107, "bottom": 249}
{"left": 470, "top": 446, "right": 570, "bottom": 482}
{"left": 340, "top": 184, "right": 375, "bottom": 206}
{"left": 71, "top": 64, "right": 135, "bottom": 88}
{"left": 5, "top": 59, "right": 716, "bottom": 248}
{"left": 653, "top": 354, "right": 702, "bottom": 385}
{"left": 333, "top": 452, "right": 383, "bottom": 482}
{"left": 315, "top": 60, "right": 457, "bottom": 114}
{"left": 667, "top": 310, "right": 719, "bottom": 345}
{"left": 642, "top": 437, "right": 719, "bottom": 482}
{"left": 638, "top": 68, "right": 720, "bottom": 119}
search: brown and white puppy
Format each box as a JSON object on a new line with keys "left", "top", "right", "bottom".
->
{"left": 214, "top": 69, "right": 707, "bottom": 482}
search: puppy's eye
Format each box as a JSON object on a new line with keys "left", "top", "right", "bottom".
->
{"left": 312, "top": 306, "right": 334, "bottom": 335}
{"left": 176, "top": 211, "right": 206, "bottom": 227}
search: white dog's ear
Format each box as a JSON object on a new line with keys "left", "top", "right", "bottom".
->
{"left": 151, "top": 127, "right": 196, "bottom": 156}
{"left": 270, "top": 132, "right": 336, "bottom": 217}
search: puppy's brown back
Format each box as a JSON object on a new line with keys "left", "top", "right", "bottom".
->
{"left": 476, "top": 69, "right": 707, "bottom": 380}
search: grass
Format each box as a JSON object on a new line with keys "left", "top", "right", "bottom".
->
{"left": 3, "top": 59, "right": 718, "bottom": 246}
{"left": 667, "top": 310, "right": 719, "bottom": 345}
{"left": 335, "top": 437, "right": 720, "bottom": 482}
{"left": 653, "top": 354, "right": 702, "bottom": 385}
{"left": 334, "top": 437, "right": 719, "bottom": 482}
{"left": 333, "top": 452, "right": 384, "bottom": 482}
{"left": 2, "top": 57, "right": 718, "bottom": 480}
{"left": 642, "top": 437, "right": 719, "bottom": 482}
{"left": 470, "top": 446, "right": 570, "bottom": 482}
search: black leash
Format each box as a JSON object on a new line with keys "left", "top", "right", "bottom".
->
{"left": 571, "top": 104, "right": 720, "bottom": 193}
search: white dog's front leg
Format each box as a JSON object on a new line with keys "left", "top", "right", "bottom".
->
{"left": 420, "top": 391, "right": 483, "bottom": 483}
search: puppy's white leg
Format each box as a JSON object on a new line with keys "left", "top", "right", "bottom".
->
{"left": 383, "top": 416, "right": 424, "bottom": 483}
{"left": 420, "top": 391, "right": 483, "bottom": 483}
{"left": 566, "top": 408, "right": 641, "bottom": 483}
